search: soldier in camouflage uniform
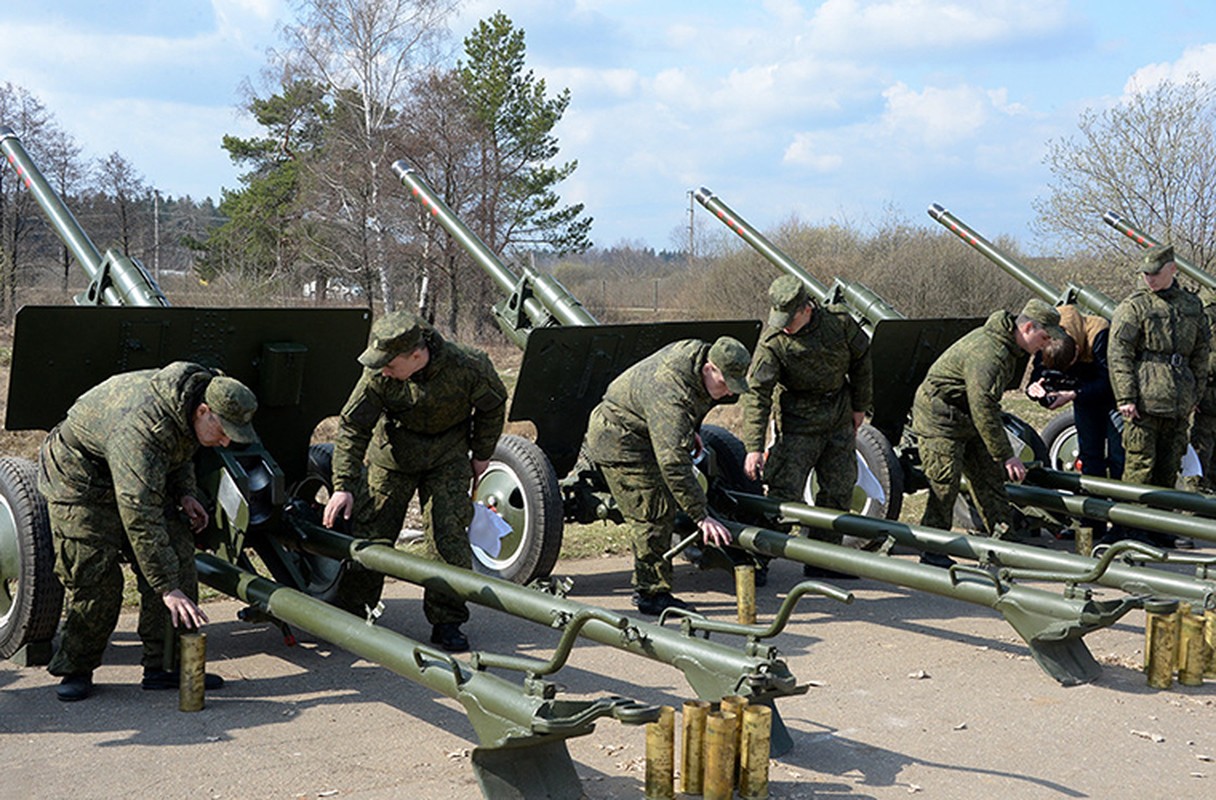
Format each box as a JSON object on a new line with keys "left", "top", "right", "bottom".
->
{"left": 323, "top": 312, "right": 507, "bottom": 653}
{"left": 741, "top": 275, "right": 872, "bottom": 579}
{"left": 1185, "top": 284, "right": 1216, "bottom": 494}
{"left": 909, "top": 299, "right": 1062, "bottom": 566}
{"left": 583, "top": 336, "right": 751, "bottom": 615}
{"left": 40, "top": 362, "right": 258, "bottom": 701}
{"left": 1109, "top": 245, "right": 1210, "bottom": 501}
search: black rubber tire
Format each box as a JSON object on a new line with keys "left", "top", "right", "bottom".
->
{"left": 472, "top": 434, "right": 564, "bottom": 584}
{"left": 1041, "top": 408, "right": 1080, "bottom": 472}
{"left": 0, "top": 457, "right": 63, "bottom": 659}
{"left": 700, "top": 424, "right": 763, "bottom": 493}
{"left": 806, "top": 423, "right": 904, "bottom": 521}
{"left": 952, "top": 413, "right": 1050, "bottom": 530}
{"left": 284, "top": 443, "right": 385, "bottom": 615}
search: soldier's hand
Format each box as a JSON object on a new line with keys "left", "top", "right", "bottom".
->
{"left": 1003, "top": 456, "right": 1027, "bottom": 483}
{"left": 180, "top": 495, "right": 209, "bottom": 533}
{"left": 698, "top": 515, "right": 733, "bottom": 547}
{"left": 744, "top": 451, "right": 765, "bottom": 480}
{"left": 471, "top": 458, "right": 491, "bottom": 489}
{"left": 323, "top": 491, "right": 355, "bottom": 528}
{"left": 1118, "top": 402, "right": 1139, "bottom": 420}
{"left": 1026, "top": 379, "right": 1047, "bottom": 400}
{"left": 162, "top": 589, "right": 209, "bottom": 630}
{"left": 852, "top": 411, "right": 865, "bottom": 432}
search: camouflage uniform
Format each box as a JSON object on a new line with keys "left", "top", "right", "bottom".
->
{"left": 1109, "top": 250, "right": 1210, "bottom": 488}
{"left": 1188, "top": 287, "right": 1216, "bottom": 492}
{"left": 741, "top": 276, "right": 872, "bottom": 545}
{"left": 910, "top": 309, "right": 1035, "bottom": 535}
{"left": 39, "top": 362, "right": 247, "bottom": 677}
{"left": 584, "top": 338, "right": 748, "bottom": 594}
{"left": 332, "top": 323, "right": 506, "bottom": 627}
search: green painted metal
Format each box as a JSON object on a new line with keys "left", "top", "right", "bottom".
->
{"left": 713, "top": 512, "right": 1142, "bottom": 686}
{"left": 929, "top": 203, "right": 1118, "bottom": 319}
{"left": 1103, "top": 211, "right": 1216, "bottom": 292}
{"left": 285, "top": 508, "right": 804, "bottom": 704}
{"left": 1026, "top": 467, "right": 1216, "bottom": 519}
{"left": 196, "top": 553, "right": 658, "bottom": 800}
{"left": 726, "top": 490, "right": 1216, "bottom": 610}
{"left": 0, "top": 126, "right": 168, "bottom": 308}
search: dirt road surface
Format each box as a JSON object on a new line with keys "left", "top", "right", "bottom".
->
{"left": 3, "top": 550, "right": 1213, "bottom": 799}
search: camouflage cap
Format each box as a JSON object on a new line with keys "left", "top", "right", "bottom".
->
{"left": 1020, "top": 298, "right": 1066, "bottom": 340}
{"left": 1140, "top": 244, "right": 1175, "bottom": 274}
{"left": 767, "top": 275, "right": 811, "bottom": 329}
{"left": 204, "top": 376, "right": 258, "bottom": 444}
{"left": 359, "top": 311, "right": 431, "bottom": 368}
{"left": 708, "top": 336, "right": 751, "bottom": 395}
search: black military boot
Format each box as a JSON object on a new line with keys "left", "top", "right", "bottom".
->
{"left": 142, "top": 669, "right": 225, "bottom": 691}
{"left": 56, "top": 672, "right": 94, "bottom": 702}
{"left": 632, "top": 591, "right": 698, "bottom": 616}
{"left": 430, "top": 623, "right": 470, "bottom": 653}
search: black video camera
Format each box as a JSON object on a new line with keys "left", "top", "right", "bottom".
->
{"left": 1035, "top": 368, "right": 1080, "bottom": 408}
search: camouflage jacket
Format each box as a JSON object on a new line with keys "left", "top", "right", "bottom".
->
{"left": 331, "top": 331, "right": 507, "bottom": 491}
{"left": 584, "top": 339, "right": 723, "bottom": 522}
{"left": 739, "top": 305, "right": 872, "bottom": 451}
{"left": 38, "top": 361, "right": 212, "bottom": 594}
{"left": 1196, "top": 287, "right": 1216, "bottom": 416}
{"left": 909, "top": 310, "right": 1021, "bottom": 462}
{"left": 1109, "top": 282, "right": 1210, "bottom": 418}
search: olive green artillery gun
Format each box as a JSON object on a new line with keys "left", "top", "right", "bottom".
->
{"left": 1103, "top": 211, "right": 1216, "bottom": 293}
{"left": 0, "top": 124, "right": 832, "bottom": 798}
{"left": 928, "top": 204, "right": 1216, "bottom": 534}
{"left": 392, "top": 164, "right": 1215, "bottom": 686}
{"left": 693, "top": 187, "right": 1051, "bottom": 532}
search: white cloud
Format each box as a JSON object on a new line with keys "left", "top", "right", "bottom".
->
{"left": 878, "top": 81, "right": 990, "bottom": 144}
{"left": 808, "top": 0, "right": 1076, "bottom": 55}
{"left": 542, "top": 67, "right": 640, "bottom": 100}
{"left": 1124, "top": 43, "right": 1216, "bottom": 94}
{"left": 782, "top": 133, "right": 845, "bottom": 171}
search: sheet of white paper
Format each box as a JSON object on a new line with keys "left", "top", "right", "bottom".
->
{"left": 468, "top": 501, "right": 512, "bottom": 558}
{"left": 1181, "top": 444, "right": 1202, "bottom": 478}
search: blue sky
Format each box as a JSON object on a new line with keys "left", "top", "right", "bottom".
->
{"left": 2, "top": 0, "right": 1215, "bottom": 252}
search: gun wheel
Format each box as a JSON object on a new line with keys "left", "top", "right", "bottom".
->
{"left": 1042, "top": 409, "right": 1081, "bottom": 472}
{"left": 0, "top": 457, "right": 63, "bottom": 660}
{"left": 473, "top": 435, "right": 563, "bottom": 584}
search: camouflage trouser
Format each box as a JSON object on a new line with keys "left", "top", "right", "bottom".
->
{"left": 917, "top": 433, "right": 1012, "bottom": 535}
{"left": 1186, "top": 412, "right": 1216, "bottom": 493}
{"left": 764, "top": 424, "right": 856, "bottom": 545}
{"left": 353, "top": 459, "right": 473, "bottom": 626}
{"left": 1123, "top": 413, "right": 1189, "bottom": 488}
{"left": 597, "top": 459, "right": 678, "bottom": 595}
{"left": 46, "top": 501, "right": 197, "bottom": 677}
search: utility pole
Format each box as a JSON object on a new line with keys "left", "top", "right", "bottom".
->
{"left": 153, "top": 188, "right": 161, "bottom": 282}
{"left": 686, "top": 190, "right": 695, "bottom": 269}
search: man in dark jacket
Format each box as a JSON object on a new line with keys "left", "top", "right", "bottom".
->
{"left": 583, "top": 336, "right": 751, "bottom": 615}
{"left": 323, "top": 311, "right": 507, "bottom": 653}
{"left": 41, "top": 362, "right": 258, "bottom": 701}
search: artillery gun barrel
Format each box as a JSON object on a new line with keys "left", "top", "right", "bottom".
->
{"left": 392, "top": 160, "right": 597, "bottom": 339}
{"left": 694, "top": 187, "right": 904, "bottom": 333}
{"left": 1102, "top": 210, "right": 1216, "bottom": 292}
{"left": 928, "top": 203, "right": 1117, "bottom": 318}
{"left": 0, "top": 125, "right": 168, "bottom": 308}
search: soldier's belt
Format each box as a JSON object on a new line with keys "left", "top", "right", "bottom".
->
{"left": 1142, "top": 351, "right": 1186, "bottom": 367}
